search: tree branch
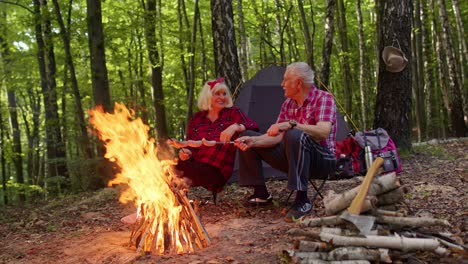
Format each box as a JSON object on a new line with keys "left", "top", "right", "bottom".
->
{"left": 0, "top": 0, "right": 34, "bottom": 13}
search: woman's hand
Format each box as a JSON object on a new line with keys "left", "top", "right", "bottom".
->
{"left": 178, "top": 148, "right": 192, "bottom": 161}
{"left": 220, "top": 124, "right": 243, "bottom": 142}
{"left": 167, "top": 138, "right": 188, "bottom": 148}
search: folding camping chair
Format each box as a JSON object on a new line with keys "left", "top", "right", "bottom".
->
{"left": 284, "top": 160, "right": 336, "bottom": 207}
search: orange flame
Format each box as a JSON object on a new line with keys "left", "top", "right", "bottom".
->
{"left": 89, "top": 103, "right": 188, "bottom": 254}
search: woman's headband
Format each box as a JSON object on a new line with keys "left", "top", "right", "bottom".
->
{"left": 207, "top": 77, "right": 225, "bottom": 90}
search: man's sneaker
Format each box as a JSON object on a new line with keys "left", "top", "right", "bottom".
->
{"left": 244, "top": 194, "right": 273, "bottom": 207}
{"left": 284, "top": 201, "right": 312, "bottom": 222}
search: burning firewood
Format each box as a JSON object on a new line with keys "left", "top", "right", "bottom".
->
{"left": 89, "top": 103, "right": 211, "bottom": 255}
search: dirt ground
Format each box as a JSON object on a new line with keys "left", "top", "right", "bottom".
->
{"left": 0, "top": 139, "right": 467, "bottom": 264}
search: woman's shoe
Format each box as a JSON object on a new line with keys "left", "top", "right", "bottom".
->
{"left": 244, "top": 194, "right": 273, "bottom": 207}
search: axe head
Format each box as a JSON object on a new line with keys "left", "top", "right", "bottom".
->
{"left": 340, "top": 211, "right": 376, "bottom": 235}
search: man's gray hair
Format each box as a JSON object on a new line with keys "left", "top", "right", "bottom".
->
{"left": 287, "top": 62, "right": 315, "bottom": 85}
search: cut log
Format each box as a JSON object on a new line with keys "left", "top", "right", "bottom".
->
{"left": 377, "top": 205, "right": 398, "bottom": 211}
{"left": 372, "top": 209, "right": 407, "bottom": 217}
{"left": 320, "top": 227, "right": 385, "bottom": 237}
{"left": 328, "top": 247, "right": 391, "bottom": 263}
{"left": 376, "top": 215, "right": 452, "bottom": 228}
{"left": 287, "top": 247, "right": 392, "bottom": 263}
{"left": 285, "top": 249, "right": 372, "bottom": 264}
{"left": 325, "top": 172, "right": 399, "bottom": 215}
{"left": 301, "top": 215, "right": 344, "bottom": 227}
{"left": 376, "top": 186, "right": 408, "bottom": 206}
{"left": 287, "top": 228, "right": 321, "bottom": 239}
{"left": 320, "top": 232, "right": 440, "bottom": 251}
{"left": 295, "top": 240, "right": 332, "bottom": 252}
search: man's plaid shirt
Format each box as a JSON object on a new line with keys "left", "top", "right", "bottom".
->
{"left": 277, "top": 85, "right": 337, "bottom": 154}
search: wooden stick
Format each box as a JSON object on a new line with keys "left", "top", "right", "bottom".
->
{"left": 176, "top": 190, "right": 211, "bottom": 246}
{"left": 348, "top": 157, "right": 384, "bottom": 215}
{"left": 285, "top": 249, "right": 374, "bottom": 263}
{"left": 320, "top": 232, "right": 440, "bottom": 251}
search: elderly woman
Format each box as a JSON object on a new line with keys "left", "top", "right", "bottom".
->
{"left": 172, "top": 77, "right": 258, "bottom": 201}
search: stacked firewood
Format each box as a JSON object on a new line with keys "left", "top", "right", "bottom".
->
{"left": 285, "top": 172, "right": 466, "bottom": 263}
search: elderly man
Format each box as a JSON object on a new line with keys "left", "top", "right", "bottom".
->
{"left": 235, "top": 62, "right": 337, "bottom": 222}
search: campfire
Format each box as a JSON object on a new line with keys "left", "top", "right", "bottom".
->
{"left": 89, "top": 103, "right": 210, "bottom": 255}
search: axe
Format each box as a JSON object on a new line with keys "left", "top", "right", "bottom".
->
{"left": 340, "top": 157, "right": 384, "bottom": 234}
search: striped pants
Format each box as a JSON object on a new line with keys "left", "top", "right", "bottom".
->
{"left": 238, "top": 129, "right": 336, "bottom": 191}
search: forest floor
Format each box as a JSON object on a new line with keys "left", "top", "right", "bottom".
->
{"left": 0, "top": 139, "right": 467, "bottom": 264}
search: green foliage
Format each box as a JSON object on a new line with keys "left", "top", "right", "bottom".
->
{"left": 412, "top": 144, "right": 455, "bottom": 160}
{"left": 6, "top": 180, "right": 46, "bottom": 198}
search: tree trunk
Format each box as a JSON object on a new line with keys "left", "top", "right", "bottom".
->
{"left": 52, "top": 0, "right": 93, "bottom": 159}
{"left": 142, "top": 0, "right": 169, "bottom": 141}
{"left": 0, "top": 101, "right": 6, "bottom": 204}
{"left": 33, "top": 0, "right": 68, "bottom": 185}
{"left": 356, "top": 0, "right": 367, "bottom": 130}
{"left": 297, "top": 0, "right": 314, "bottom": 69}
{"left": 412, "top": 0, "right": 424, "bottom": 142}
{"left": 431, "top": 0, "right": 449, "bottom": 138}
{"left": 318, "top": 0, "right": 335, "bottom": 88}
{"left": 421, "top": 0, "right": 435, "bottom": 139}
{"left": 211, "top": 0, "right": 242, "bottom": 93}
{"left": 274, "top": 0, "right": 285, "bottom": 65}
{"left": 451, "top": 0, "right": 468, "bottom": 124}
{"left": 0, "top": 21, "right": 24, "bottom": 201}
{"left": 197, "top": 2, "right": 207, "bottom": 82}
{"left": 336, "top": 0, "right": 352, "bottom": 115}
{"left": 374, "top": 0, "right": 412, "bottom": 150}
{"left": 7, "top": 91, "right": 25, "bottom": 197}
{"left": 86, "top": 0, "right": 112, "bottom": 113}
{"left": 437, "top": 0, "right": 466, "bottom": 136}
{"left": 177, "top": 0, "right": 189, "bottom": 95}
{"left": 185, "top": 0, "right": 199, "bottom": 133}
{"left": 237, "top": 0, "right": 248, "bottom": 82}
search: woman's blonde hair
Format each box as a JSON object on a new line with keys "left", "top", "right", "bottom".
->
{"left": 197, "top": 79, "right": 233, "bottom": 111}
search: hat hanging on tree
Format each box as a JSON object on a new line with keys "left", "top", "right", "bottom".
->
{"left": 382, "top": 46, "right": 408, "bottom": 73}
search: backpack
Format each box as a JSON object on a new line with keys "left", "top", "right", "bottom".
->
{"left": 354, "top": 128, "right": 402, "bottom": 174}
{"left": 334, "top": 136, "right": 362, "bottom": 179}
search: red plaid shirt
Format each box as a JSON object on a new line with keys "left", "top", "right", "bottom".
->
{"left": 277, "top": 85, "right": 337, "bottom": 153}
{"left": 186, "top": 107, "right": 259, "bottom": 180}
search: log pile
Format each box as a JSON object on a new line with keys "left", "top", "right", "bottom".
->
{"left": 285, "top": 172, "right": 466, "bottom": 263}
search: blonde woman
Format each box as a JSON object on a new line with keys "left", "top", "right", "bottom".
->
{"left": 175, "top": 77, "right": 258, "bottom": 201}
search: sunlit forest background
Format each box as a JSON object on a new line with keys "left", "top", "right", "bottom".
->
{"left": 0, "top": 0, "right": 466, "bottom": 204}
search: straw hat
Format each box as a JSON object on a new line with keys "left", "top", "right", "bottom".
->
{"left": 382, "top": 46, "right": 408, "bottom": 73}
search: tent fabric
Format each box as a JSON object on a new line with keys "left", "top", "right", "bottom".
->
{"left": 228, "top": 65, "right": 351, "bottom": 183}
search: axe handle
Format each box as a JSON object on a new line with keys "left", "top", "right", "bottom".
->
{"left": 348, "top": 157, "right": 384, "bottom": 215}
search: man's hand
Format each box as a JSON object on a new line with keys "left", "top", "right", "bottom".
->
{"left": 234, "top": 136, "right": 253, "bottom": 151}
{"left": 178, "top": 148, "right": 192, "bottom": 161}
{"left": 267, "top": 122, "right": 291, "bottom": 136}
